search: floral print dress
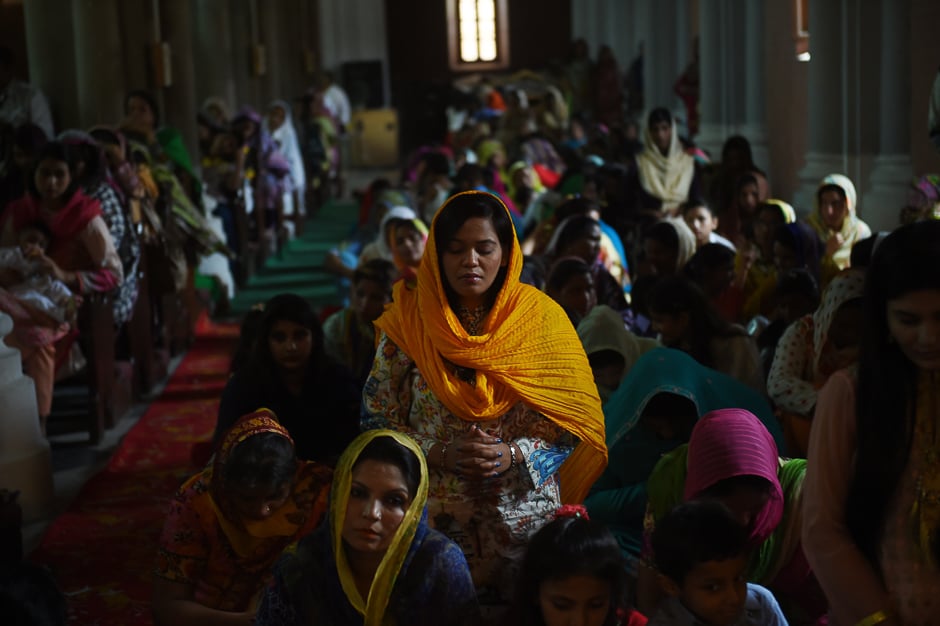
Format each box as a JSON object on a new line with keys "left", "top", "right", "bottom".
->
{"left": 362, "top": 327, "right": 576, "bottom": 603}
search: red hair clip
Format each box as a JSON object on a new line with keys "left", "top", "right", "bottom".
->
{"left": 554, "top": 504, "right": 590, "bottom": 521}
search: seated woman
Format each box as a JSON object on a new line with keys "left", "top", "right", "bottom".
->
{"left": 624, "top": 108, "right": 699, "bottom": 216}
{"left": 255, "top": 429, "right": 479, "bottom": 625}
{"left": 544, "top": 215, "right": 627, "bottom": 313}
{"left": 576, "top": 304, "right": 659, "bottom": 403}
{"left": 737, "top": 199, "right": 796, "bottom": 320}
{"left": 648, "top": 275, "right": 765, "bottom": 394}
{"left": 358, "top": 206, "right": 427, "bottom": 283}
{"left": 213, "top": 293, "right": 360, "bottom": 466}
{"left": 362, "top": 191, "right": 606, "bottom": 615}
{"left": 584, "top": 348, "right": 782, "bottom": 570}
{"left": 638, "top": 218, "right": 697, "bottom": 278}
{"left": 502, "top": 505, "right": 648, "bottom": 626}
{"left": 744, "top": 220, "right": 822, "bottom": 321}
{"left": 0, "top": 141, "right": 123, "bottom": 431}
{"left": 639, "top": 408, "right": 826, "bottom": 624}
{"left": 153, "top": 409, "right": 333, "bottom": 626}
{"left": 807, "top": 173, "right": 871, "bottom": 282}
{"left": 767, "top": 269, "right": 865, "bottom": 457}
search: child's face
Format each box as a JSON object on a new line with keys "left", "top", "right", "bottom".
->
{"left": 676, "top": 555, "right": 748, "bottom": 626}
{"left": 538, "top": 574, "right": 611, "bottom": 626}
{"left": 18, "top": 228, "right": 48, "bottom": 254}
{"left": 685, "top": 206, "right": 717, "bottom": 246}
{"left": 351, "top": 278, "right": 390, "bottom": 324}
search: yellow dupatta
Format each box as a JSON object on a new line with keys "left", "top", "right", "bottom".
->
{"left": 331, "top": 430, "right": 429, "bottom": 625}
{"left": 635, "top": 118, "right": 696, "bottom": 212}
{"left": 204, "top": 408, "right": 330, "bottom": 558}
{"left": 808, "top": 174, "right": 871, "bottom": 271}
{"left": 373, "top": 190, "right": 607, "bottom": 503}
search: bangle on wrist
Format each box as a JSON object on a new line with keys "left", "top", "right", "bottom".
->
{"left": 855, "top": 610, "right": 889, "bottom": 626}
{"left": 508, "top": 442, "right": 517, "bottom": 470}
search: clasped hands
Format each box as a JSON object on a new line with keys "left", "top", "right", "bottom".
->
{"left": 439, "top": 424, "right": 516, "bottom": 480}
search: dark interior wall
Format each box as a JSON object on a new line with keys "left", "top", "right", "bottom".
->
{"left": 0, "top": 3, "right": 28, "bottom": 80}
{"left": 385, "top": 0, "right": 571, "bottom": 155}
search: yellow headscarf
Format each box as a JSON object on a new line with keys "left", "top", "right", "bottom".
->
{"left": 374, "top": 191, "right": 607, "bottom": 503}
{"left": 808, "top": 173, "right": 870, "bottom": 270}
{"left": 331, "top": 430, "right": 429, "bottom": 625}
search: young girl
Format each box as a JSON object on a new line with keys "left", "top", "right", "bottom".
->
{"left": 503, "top": 505, "right": 647, "bottom": 626}
{"left": 803, "top": 220, "right": 940, "bottom": 625}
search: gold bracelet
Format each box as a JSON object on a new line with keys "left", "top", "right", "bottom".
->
{"left": 855, "top": 610, "right": 889, "bottom": 626}
{"left": 508, "top": 442, "right": 517, "bottom": 469}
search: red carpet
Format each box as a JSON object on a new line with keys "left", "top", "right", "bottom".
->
{"left": 30, "top": 315, "right": 239, "bottom": 625}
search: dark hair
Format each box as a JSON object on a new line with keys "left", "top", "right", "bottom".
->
{"left": 13, "top": 123, "right": 48, "bottom": 155}
{"left": 354, "top": 436, "right": 421, "bottom": 498}
{"left": 849, "top": 232, "right": 884, "bottom": 268}
{"left": 453, "top": 163, "right": 486, "bottom": 189}
{"left": 229, "top": 307, "right": 266, "bottom": 373}
{"left": 643, "top": 220, "right": 680, "bottom": 253}
{"left": 67, "top": 138, "right": 107, "bottom": 188}
{"left": 816, "top": 183, "right": 847, "bottom": 205}
{"left": 652, "top": 500, "right": 748, "bottom": 585}
{"left": 124, "top": 89, "right": 160, "bottom": 125}
{"left": 847, "top": 220, "right": 940, "bottom": 567}
{"left": 641, "top": 392, "right": 698, "bottom": 421}
{"left": 757, "top": 202, "right": 788, "bottom": 223}
{"left": 684, "top": 244, "right": 735, "bottom": 285}
{"left": 504, "top": 514, "right": 629, "bottom": 626}
{"left": 520, "top": 255, "right": 548, "bottom": 290}
{"left": 353, "top": 258, "right": 397, "bottom": 294}
{"left": 772, "top": 222, "right": 822, "bottom": 281}
{"left": 422, "top": 151, "right": 451, "bottom": 177}
{"left": 0, "top": 561, "right": 68, "bottom": 626}
{"left": 720, "top": 135, "right": 754, "bottom": 167}
{"left": 19, "top": 220, "right": 53, "bottom": 246}
{"left": 434, "top": 192, "right": 515, "bottom": 309}
{"left": 647, "top": 107, "right": 672, "bottom": 129}
{"left": 224, "top": 431, "right": 296, "bottom": 490}
{"left": 546, "top": 257, "right": 593, "bottom": 294}
{"left": 0, "top": 46, "right": 14, "bottom": 70}
{"left": 244, "top": 293, "right": 326, "bottom": 383}
{"left": 648, "top": 275, "right": 743, "bottom": 367}
{"left": 27, "top": 141, "right": 81, "bottom": 202}
{"left": 551, "top": 215, "right": 600, "bottom": 258}
{"left": 775, "top": 268, "right": 820, "bottom": 306}
{"left": 555, "top": 196, "right": 601, "bottom": 223}
{"left": 680, "top": 198, "right": 711, "bottom": 216}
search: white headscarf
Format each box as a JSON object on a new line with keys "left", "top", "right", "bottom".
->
{"left": 263, "top": 99, "right": 306, "bottom": 192}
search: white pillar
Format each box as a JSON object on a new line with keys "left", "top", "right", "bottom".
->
{"left": 697, "top": 0, "right": 767, "bottom": 168}
{"left": 645, "top": 0, "right": 687, "bottom": 120}
{"left": 793, "top": 0, "right": 853, "bottom": 211}
{"left": 862, "top": 0, "right": 912, "bottom": 231}
{"left": 0, "top": 313, "right": 53, "bottom": 523}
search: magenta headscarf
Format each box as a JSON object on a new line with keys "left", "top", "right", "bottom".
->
{"left": 684, "top": 408, "right": 784, "bottom": 545}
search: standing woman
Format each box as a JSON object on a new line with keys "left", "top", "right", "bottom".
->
{"left": 362, "top": 191, "right": 607, "bottom": 613}
{"left": 803, "top": 220, "right": 940, "bottom": 624}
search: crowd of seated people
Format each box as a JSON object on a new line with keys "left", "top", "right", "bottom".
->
{"left": 4, "top": 41, "right": 939, "bottom": 626}
{"left": 162, "top": 55, "right": 937, "bottom": 626}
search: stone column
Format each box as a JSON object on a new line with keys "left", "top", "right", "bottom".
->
{"left": 862, "top": 0, "right": 913, "bottom": 230}
{"left": 257, "top": 0, "right": 281, "bottom": 106}
{"left": 696, "top": 0, "right": 766, "bottom": 167}
{"left": 645, "top": 0, "right": 687, "bottom": 119}
{"left": 160, "top": 0, "right": 199, "bottom": 160}
{"left": 72, "top": 0, "right": 126, "bottom": 127}
{"left": 192, "top": 0, "right": 238, "bottom": 117}
{"left": 793, "top": 0, "right": 852, "bottom": 210}
{"left": 230, "top": 0, "right": 260, "bottom": 109}
{"left": 22, "top": 0, "right": 79, "bottom": 132}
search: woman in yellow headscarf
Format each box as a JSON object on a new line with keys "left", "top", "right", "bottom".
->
{"left": 362, "top": 190, "right": 607, "bottom": 613}
{"left": 255, "top": 429, "right": 479, "bottom": 625}
{"left": 152, "top": 409, "right": 332, "bottom": 625}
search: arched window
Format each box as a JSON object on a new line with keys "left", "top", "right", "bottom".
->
{"left": 447, "top": 0, "right": 510, "bottom": 71}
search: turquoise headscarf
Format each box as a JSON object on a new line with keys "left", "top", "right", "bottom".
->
{"left": 604, "top": 347, "right": 783, "bottom": 450}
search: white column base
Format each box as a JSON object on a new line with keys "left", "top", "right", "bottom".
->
{"left": 862, "top": 154, "right": 913, "bottom": 232}
{"left": 793, "top": 152, "right": 848, "bottom": 218}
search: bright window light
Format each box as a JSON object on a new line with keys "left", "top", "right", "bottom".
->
{"left": 459, "top": 0, "right": 498, "bottom": 63}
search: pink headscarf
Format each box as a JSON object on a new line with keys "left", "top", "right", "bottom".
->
{"left": 684, "top": 408, "right": 783, "bottom": 545}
